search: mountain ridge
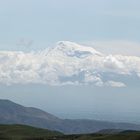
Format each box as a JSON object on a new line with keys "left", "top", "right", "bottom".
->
{"left": 1, "top": 99, "right": 140, "bottom": 134}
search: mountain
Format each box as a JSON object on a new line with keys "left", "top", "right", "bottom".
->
{"left": 0, "top": 99, "right": 63, "bottom": 131}
{"left": 0, "top": 41, "right": 140, "bottom": 86}
{"left": 1, "top": 99, "right": 140, "bottom": 134}
{"left": 51, "top": 41, "right": 103, "bottom": 58}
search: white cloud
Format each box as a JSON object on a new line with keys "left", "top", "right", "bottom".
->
{"left": 0, "top": 41, "right": 140, "bottom": 87}
{"left": 84, "top": 72, "right": 104, "bottom": 86}
{"left": 105, "top": 81, "right": 126, "bottom": 87}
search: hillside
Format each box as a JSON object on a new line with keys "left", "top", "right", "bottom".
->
{"left": 0, "top": 124, "right": 62, "bottom": 140}
{"left": 1, "top": 99, "right": 140, "bottom": 134}
{"left": 59, "top": 131, "right": 140, "bottom": 140}
{"left": 0, "top": 125, "right": 140, "bottom": 140}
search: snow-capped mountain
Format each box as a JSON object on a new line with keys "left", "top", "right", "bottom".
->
{"left": 0, "top": 41, "right": 140, "bottom": 87}
{"left": 54, "top": 41, "right": 103, "bottom": 57}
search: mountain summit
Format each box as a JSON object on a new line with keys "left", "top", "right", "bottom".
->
{"left": 53, "top": 41, "right": 103, "bottom": 58}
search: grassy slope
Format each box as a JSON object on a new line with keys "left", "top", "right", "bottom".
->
{"left": 0, "top": 124, "right": 62, "bottom": 140}
{"left": 55, "top": 132, "right": 140, "bottom": 140}
{"left": 0, "top": 124, "right": 140, "bottom": 140}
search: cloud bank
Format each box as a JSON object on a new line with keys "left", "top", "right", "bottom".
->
{"left": 0, "top": 41, "right": 140, "bottom": 87}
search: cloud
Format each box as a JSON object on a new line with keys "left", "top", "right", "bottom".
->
{"left": 105, "top": 81, "right": 126, "bottom": 87}
{"left": 0, "top": 41, "right": 140, "bottom": 87}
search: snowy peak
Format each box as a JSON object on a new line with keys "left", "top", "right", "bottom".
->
{"left": 55, "top": 41, "right": 103, "bottom": 58}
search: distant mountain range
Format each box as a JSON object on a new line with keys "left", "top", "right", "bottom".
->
{"left": 0, "top": 99, "right": 140, "bottom": 134}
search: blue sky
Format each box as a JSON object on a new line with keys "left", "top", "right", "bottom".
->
{"left": 0, "top": 0, "right": 140, "bottom": 123}
{"left": 0, "top": 0, "right": 140, "bottom": 51}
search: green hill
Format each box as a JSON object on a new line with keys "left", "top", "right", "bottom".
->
{"left": 0, "top": 124, "right": 62, "bottom": 140}
{"left": 51, "top": 131, "right": 140, "bottom": 140}
{"left": 74, "top": 131, "right": 140, "bottom": 140}
{"left": 0, "top": 124, "right": 140, "bottom": 140}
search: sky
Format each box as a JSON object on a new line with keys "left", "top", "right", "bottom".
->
{"left": 0, "top": 0, "right": 140, "bottom": 123}
{"left": 0, "top": 0, "right": 140, "bottom": 53}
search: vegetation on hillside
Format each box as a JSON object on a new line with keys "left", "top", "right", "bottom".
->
{"left": 0, "top": 124, "right": 140, "bottom": 140}
{"left": 0, "top": 124, "right": 62, "bottom": 140}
